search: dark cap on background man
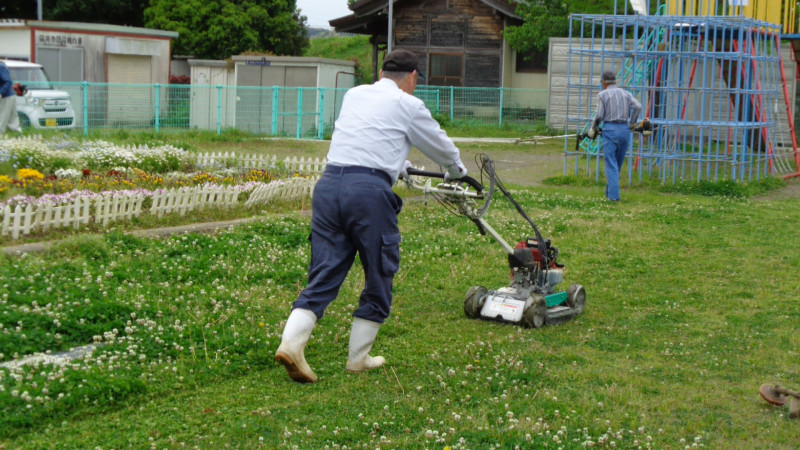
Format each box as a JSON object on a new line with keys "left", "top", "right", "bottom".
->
{"left": 601, "top": 71, "right": 616, "bottom": 84}
{"left": 382, "top": 49, "right": 425, "bottom": 78}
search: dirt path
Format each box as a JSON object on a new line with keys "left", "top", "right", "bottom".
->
{"left": 413, "top": 138, "right": 566, "bottom": 188}
{"left": 754, "top": 176, "right": 800, "bottom": 200}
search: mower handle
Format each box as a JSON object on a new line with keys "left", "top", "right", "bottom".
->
{"left": 405, "top": 168, "right": 484, "bottom": 193}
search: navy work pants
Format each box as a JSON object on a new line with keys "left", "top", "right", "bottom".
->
{"left": 293, "top": 166, "right": 403, "bottom": 324}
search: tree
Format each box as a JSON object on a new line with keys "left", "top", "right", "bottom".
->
{"left": 504, "top": 0, "right": 618, "bottom": 54}
{"left": 144, "top": 0, "right": 309, "bottom": 60}
{"left": 504, "top": 0, "right": 570, "bottom": 55}
{"left": 0, "top": 0, "right": 147, "bottom": 26}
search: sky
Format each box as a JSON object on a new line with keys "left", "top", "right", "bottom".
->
{"left": 297, "top": 0, "right": 353, "bottom": 29}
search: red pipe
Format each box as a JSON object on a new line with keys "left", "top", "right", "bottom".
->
{"left": 777, "top": 37, "right": 800, "bottom": 176}
{"left": 733, "top": 37, "right": 774, "bottom": 173}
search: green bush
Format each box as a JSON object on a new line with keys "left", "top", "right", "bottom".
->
{"left": 658, "top": 177, "right": 786, "bottom": 198}
{"left": 433, "top": 113, "right": 452, "bottom": 129}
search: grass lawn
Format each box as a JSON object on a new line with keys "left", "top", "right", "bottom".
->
{"left": 1, "top": 132, "right": 799, "bottom": 448}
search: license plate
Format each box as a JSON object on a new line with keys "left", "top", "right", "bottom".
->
{"left": 45, "top": 118, "right": 57, "bottom": 127}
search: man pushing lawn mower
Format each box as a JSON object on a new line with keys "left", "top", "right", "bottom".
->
{"left": 274, "top": 49, "right": 468, "bottom": 383}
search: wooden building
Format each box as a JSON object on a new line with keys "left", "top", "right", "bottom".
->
{"left": 330, "top": 0, "right": 547, "bottom": 89}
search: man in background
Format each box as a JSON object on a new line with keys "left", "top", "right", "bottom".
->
{"left": 589, "top": 71, "right": 641, "bottom": 201}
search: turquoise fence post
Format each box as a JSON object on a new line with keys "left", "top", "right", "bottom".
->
{"left": 435, "top": 90, "right": 440, "bottom": 115}
{"left": 216, "top": 85, "right": 222, "bottom": 135}
{"left": 499, "top": 88, "right": 504, "bottom": 128}
{"left": 296, "top": 88, "right": 303, "bottom": 138}
{"left": 82, "top": 81, "right": 88, "bottom": 136}
{"left": 449, "top": 86, "right": 454, "bottom": 123}
{"left": 272, "top": 87, "right": 279, "bottom": 135}
{"left": 317, "top": 88, "right": 324, "bottom": 140}
{"left": 154, "top": 83, "right": 160, "bottom": 133}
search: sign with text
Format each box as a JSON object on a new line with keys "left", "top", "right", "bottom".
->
{"left": 37, "top": 33, "right": 84, "bottom": 47}
{"left": 245, "top": 59, "right": 271, "bottom": 66}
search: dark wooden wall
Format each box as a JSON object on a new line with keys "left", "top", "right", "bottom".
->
{"left": 393, "top": 0, "right": 505, "bottom": 87}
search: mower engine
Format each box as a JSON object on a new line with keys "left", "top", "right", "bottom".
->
{"left": 509, "top": 238, "right": 562, "bottom": 294}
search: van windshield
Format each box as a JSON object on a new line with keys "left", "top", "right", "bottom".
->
{"left": 8, "top": 67, "right": 54, "bottom": 89}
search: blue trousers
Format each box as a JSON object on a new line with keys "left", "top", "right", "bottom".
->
{"left": 293, "top": 166, "right": 403, "bottom": 324}
{"left": 602, "top": 123, "right": 632, "bottom": 201}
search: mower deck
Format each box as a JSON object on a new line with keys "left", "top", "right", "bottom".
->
{"left": 465, "top": 283, "right": 586, "bottom": 328}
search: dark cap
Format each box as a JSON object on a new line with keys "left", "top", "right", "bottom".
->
{"left": 382, "top": 49, "right": 425, "bottom": 78}
{"left": 601, "top": 71, "right": 616, "bottom": 84}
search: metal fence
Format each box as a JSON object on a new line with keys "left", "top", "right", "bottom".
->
{"left": 40, "top": 82, "right": 548, "bottom": 138}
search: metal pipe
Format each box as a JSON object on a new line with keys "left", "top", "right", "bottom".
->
{"left": 388, "top": 0, "right": 393, "bottom": 53}
{"left": 475, "top": 218, "right": 515, "bottom": 255}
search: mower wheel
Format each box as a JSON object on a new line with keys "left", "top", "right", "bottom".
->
{"left": 567, "top": 284, "right": 586, "bottom": 314}
{"left": 523, "top": 294, "right": 547, "bottom": 328}
{"left": 464, "top": 286, "right": 487, "bottom": 318}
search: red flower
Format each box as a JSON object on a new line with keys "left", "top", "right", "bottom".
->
{"left": 82, "top": 169, "right": 91, "bottom": 177}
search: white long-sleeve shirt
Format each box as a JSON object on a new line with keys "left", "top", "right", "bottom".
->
{"left": 326, "top": 78, "right": 463, "bottom": 183}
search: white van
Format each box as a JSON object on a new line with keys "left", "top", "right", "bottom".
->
{"left": 2, "top": 60, "right": 75, "bottom": 129}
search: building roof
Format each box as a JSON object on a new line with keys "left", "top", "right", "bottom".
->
{"left": 0, "top": 19, "right": 178, "bottom": 39}
{"left": 330, "top": 0, "right": 520, "bottom": 34}
{"left": 231, "top": 55, "right": 356, "bottom": 67}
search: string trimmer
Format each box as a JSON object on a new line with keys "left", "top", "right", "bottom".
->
{"left": 401, "top": 153, "right": 586, "bottom": 328}
{"left": 516, "top": 119, "right": 653, "bottom": 148}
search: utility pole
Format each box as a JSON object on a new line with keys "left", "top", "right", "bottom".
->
{"left": 387, "top": 0, "right": 393, "bottom": 53}
{"left": 38, "top": 0, "right": 43, "bottom": 20}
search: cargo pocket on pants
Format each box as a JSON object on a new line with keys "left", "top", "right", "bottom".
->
{"left": 380, "top": 232, "right": 402, "bottom": 276}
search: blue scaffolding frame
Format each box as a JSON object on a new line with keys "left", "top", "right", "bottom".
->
{"left": 564, "top": 2, "right": 800, "bottom": 184}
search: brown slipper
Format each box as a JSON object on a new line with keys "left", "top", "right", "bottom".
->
{"left": 760, "top": 384, "right": 788, "bottom": 406}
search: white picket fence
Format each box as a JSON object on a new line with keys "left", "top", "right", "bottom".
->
{"left": 245, "top": 177, "right": 318, "bottom": 208}
{"left": 1, "top": 180, "right": 315, "bottom": 240}
{"left": 195, "top": 152, "right": 327, "bottom": 174}
{"left": 150, "top": 185, "right": 240, "bottom": 218}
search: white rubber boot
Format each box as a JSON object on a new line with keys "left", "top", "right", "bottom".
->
{"left": 275, "top": 308, "right": 318, "bottom": 383}
{"left": 346, "top": 317, "right": 386, "bottom": 373}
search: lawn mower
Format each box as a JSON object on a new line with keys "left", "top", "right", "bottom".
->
{"left": 401, "top": 153, "right": 586, "bottom": 328}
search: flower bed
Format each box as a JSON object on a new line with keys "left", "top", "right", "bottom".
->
{"left": 1, "top": 136, "right": 192, "bottom": 176}
{"left": 0, "top": 136, "right": 322, "bottom": 240}
{"left": 0, "top": 167, "right": 276, "bottom": 207}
